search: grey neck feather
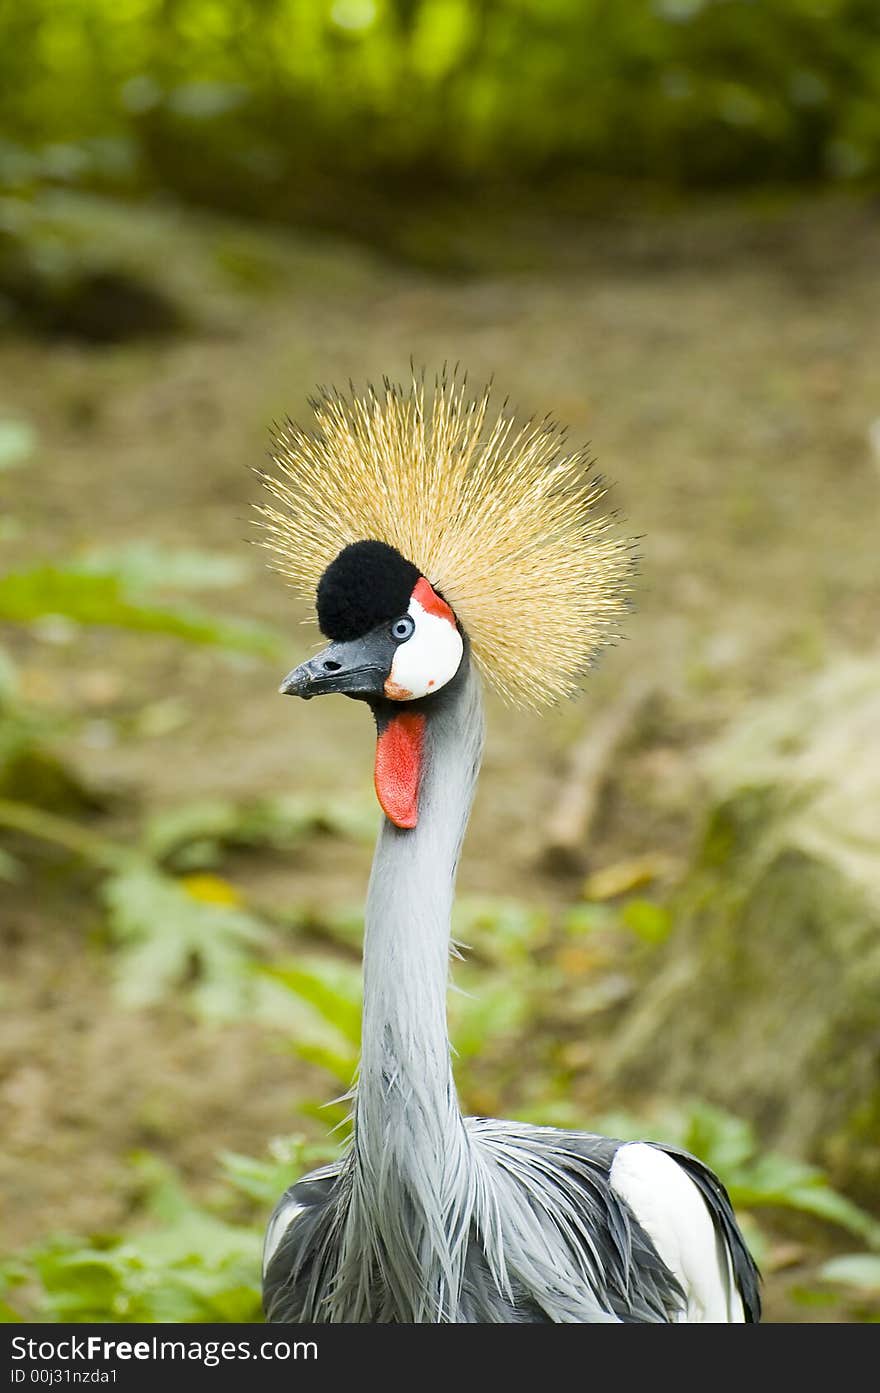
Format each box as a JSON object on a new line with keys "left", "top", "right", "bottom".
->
{"left": 334, "top": 660, "right": 484, "bottom": 1320}
{"left": 321, "top": 659, "right": 654, "bottom": 1323}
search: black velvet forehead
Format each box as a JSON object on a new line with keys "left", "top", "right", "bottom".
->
{"left": 316, "top": 539, "right": 421, "bottom": 641}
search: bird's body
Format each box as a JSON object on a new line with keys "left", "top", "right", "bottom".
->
{"left": 259, "top": 376, "right": 760, "bottom": 1323}
{"left": 264, "top": 1124, "right": 756, "bottom": 1323}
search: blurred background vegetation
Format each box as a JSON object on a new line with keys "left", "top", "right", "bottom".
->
{"left": 2, "top": 0, "right": 880, "bottom": 1323}
{"left": 4, "top": 1, "right": 880, "bottom": 202}
{"left": 3, "top": 0, "right": 880, "bottom": 278}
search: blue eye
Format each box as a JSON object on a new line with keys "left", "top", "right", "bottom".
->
{"left": 391, "top": 614, "right": 415, "bottom": 642}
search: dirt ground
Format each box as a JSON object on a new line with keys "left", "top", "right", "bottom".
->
{"left": 1, "top": 191, "right": 879, "bottom": 1321}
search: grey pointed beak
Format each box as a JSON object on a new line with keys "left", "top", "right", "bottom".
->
{"left": 279, "top": 661, "right": 321, "bottom": 698}
{"left": 279, "top": 632, "right": 395, "bottom": 701}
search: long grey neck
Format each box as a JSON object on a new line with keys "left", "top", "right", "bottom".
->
{"left": 344, "top": 660, "right": 484, "bottom": 1317}
{"left": 356, "top": 658, "right": 483, "bottom": 1156}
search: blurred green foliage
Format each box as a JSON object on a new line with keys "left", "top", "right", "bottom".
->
{"left": 1, "top": 0, "right": 879, "bottom": 232}
{"left": 0, "top": 544, "right": 288, "bottom": 1018}
{"left": 821, "top": 1253, "right": 880, "bottom": 1297}
{"left": 4, "top": 1101, "right": 879, "bottom": 1321}
{"left": 0, "top": 418, "right": 37, "bottom": 472}
{"left": 1, "top": 1149, "right": 287, "bottom": 1322}
{"left": 0, "top": 564, "right": 281, "bottom": 658}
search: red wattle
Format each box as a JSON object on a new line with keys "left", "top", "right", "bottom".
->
{"left": 374, "top": 712, "right": 425, "bottom": 829}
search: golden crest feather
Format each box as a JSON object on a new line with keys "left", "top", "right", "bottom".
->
{"left": 255, "top": 373, "right": 634, "bottom": 709}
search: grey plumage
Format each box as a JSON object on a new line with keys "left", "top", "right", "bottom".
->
{"left": 263, "top": 1119, "right": 760, "bottom": 1322}
{"left": 263, "top": 654, "right": 760, "bottom": 1323}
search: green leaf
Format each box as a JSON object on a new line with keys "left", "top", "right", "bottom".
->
{"left": 102, "top": 866, "right": 268, "bottom": 1019}
{"left": 144, "top": 799, "right": 245, "bottom": 863}
{"left": 29, "top": 1221, "right": 261, "bottom": 1323}
{"left": 219, "top": 1135, "right": 334, "bottom": 1207}
{"left": 0, "top": 418, "right": 37, "bottom": 471}
{"left": 264, "top": 958, "right": 362, "bottom": 1047}
{"left": 72, "top": 543, "right": 249, "bottom": 593}
{"left": 820, "top": 1254, "right": 880, "bottom": 1291}
{"left": 453, "top": 896, "right": 547, "bottom": 965}
{"left": 25, "top": 1154, "right": 264, "bottom": 1320}
{"left": 0, "top": 1257, "right": 27, "bottom": 1321}
{"left": 681, "top": 1101, "right": 756, "bottom": 1174}
{"left": 15, "top": 1141, "right": 336, "bottom": 1321}
{"left": 560, "top": 903, "right": 613, "bottom": 937}
{"left": 295, "top": 1040, "right": 359, "bottom": 1088}
{"left": 144, "top": 792, "right": 377, "bottom": 867}
{"left": 256, "top": 792, "right": 377, "bottom": 846}
{"left": 620, "top": 899, "right": 672, "bottom": 945}
{"left": 0, "top": 567, "right": 282, "bottom": 657}
{"left": 450, "top": 969, "right": 530, "bottom": 1064}
{"left": 0, "top": 795, "right": 127, "bottom": 867}
{"left": 734, "top": 1157, "right": 880, "bottom": 1244}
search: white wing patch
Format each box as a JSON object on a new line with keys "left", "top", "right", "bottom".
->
{"left": 610, "top": 1143, "right": 745, "bottom": 1323}
{"left": 262, "top": 1196, "right": 305, "bottom": 1278}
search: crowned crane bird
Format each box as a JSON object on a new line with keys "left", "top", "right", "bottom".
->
{"left": 256, "top": 375, "right": 760, "bottom": 1323}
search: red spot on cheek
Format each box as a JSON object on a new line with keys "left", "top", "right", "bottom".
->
{"left": 413, "top": 576, "right": 455, "bottom": 624}
{"left": 374, "top": 712, "right": 425, "bottom": 829}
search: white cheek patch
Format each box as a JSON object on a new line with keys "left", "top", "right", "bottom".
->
{"left": 385, "top": 597, "right": 463, "bottom": 701}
